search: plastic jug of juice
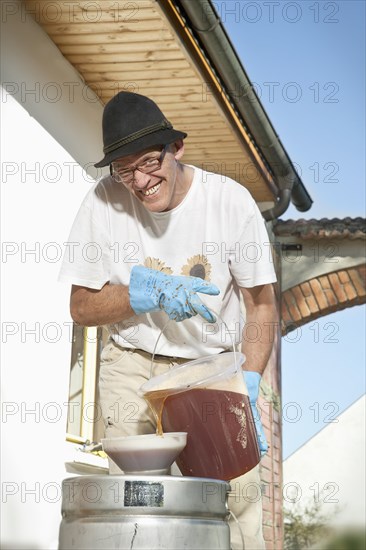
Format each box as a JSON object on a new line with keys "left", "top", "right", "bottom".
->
{"left": 138, "top": 352, "right": 260, "bottom": 481}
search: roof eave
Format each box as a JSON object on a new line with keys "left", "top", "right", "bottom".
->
{"left": 166, "top": 0, "right": 313, "bottom": 218}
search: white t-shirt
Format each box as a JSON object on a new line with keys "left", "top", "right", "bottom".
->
{"left": 59, "top": 166, "right": 277, "bottom": 358}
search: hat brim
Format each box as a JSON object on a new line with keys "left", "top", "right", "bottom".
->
{"left": 94, "top": 128, "right": 187, "bottom": 168}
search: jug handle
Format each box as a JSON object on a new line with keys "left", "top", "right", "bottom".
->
{"left": 149, "top": 307, "right": 238, "bottom": 379}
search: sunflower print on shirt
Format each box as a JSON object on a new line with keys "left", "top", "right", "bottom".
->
{"left": 144, "top": 257, "right": 173, "bottom": 275}
{"left": 181, "top": 254, "right": 212, "bottom": 281}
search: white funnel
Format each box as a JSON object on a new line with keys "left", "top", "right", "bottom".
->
{"left": 101, "top": 432, "right": 187, "bottom": 475}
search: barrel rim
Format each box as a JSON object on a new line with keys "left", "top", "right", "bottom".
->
{"left": 62, "top": 474, "right": 231, "bottom": 487}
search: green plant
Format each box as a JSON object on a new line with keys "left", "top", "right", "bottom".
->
{"left": 320, "top": 530, "right": 366, "bottom": 550}
{"left": 284, "top": 498, "right": 335, "bottom": 550}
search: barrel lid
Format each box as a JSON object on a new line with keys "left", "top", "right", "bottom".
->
{"left": 61, "top": 475, "right": 230, "bottom": 518}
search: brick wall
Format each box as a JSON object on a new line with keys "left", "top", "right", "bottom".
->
{"left": 257, "top": 264, "right": 366, "bottom": 548}
{"left": 281, "top": 265, "right": 366, "bottom": 334}
{"left": 259, "top": 279, "right": 283, "bottom": 550}
{"left": 260, "top": 343, "right": 283, "bottom": 549}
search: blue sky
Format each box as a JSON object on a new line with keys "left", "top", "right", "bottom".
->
{"left": 220, "top": 0, "right": 366, "bottom": 457}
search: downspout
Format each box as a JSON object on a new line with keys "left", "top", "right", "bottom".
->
{"left": 262, "top": 177, "right": 293, "bottom": 221}
{"left": 174, "top": 0, "right": 313, "bottom": 220}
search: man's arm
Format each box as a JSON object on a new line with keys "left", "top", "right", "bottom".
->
{"left": 70, "top": 283, "right": 134, "bottom": 327}
{"left": 240, "top": 283, "right": 278, "bottom": 374}
{"left": 70, "top": 267, "right": 220, "bottom": 327}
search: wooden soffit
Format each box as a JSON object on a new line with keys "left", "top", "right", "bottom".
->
{"left": 24, "top": 0, "right": 276, "bottom": 202}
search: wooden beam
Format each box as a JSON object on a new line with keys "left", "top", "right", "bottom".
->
{"left": 81, "top": 68, "right": 197, "bottom": 80}
{"left": 42, "top": 20, "right": 168, "bottom": 34}
{"left": 51, "top": 29, "right": 175, "bottom": 45}
{"left": 67, "top": 50, "right": 184, "bottom": 63}
{"left": 74, "top": 59, "right": 191, "bottom": 72}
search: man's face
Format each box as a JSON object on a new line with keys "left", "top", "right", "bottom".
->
{"left": 110, "top": 141, "right": 186, "bottom": 213}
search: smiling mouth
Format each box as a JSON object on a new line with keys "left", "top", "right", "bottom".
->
{"left": 141, "top": 182, "right": 161, "bottom": 197}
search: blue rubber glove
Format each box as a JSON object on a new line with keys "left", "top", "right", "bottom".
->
{"left": 243, "top": 371, "right": 268, "bottom": 457}
{"left": 129, "top": 266, "right": 220, "bottom": 322}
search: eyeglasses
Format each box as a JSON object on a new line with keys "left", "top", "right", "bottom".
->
{"left": 110, "top": 145, "right": 168, "bottom": 185}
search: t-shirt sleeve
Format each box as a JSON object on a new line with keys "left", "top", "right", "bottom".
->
{"left": 229, "top": 200, "right": 277, "bottom": 288}
{"left": 58, "top": 198, "right": 111, "bottom": 290}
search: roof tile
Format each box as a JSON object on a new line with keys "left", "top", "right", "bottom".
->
{"left": 274, "top": 217, "right": 366, "bottom": 240}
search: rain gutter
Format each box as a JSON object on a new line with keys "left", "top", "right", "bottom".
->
{"left": 165, "top": 0, "right": 313, "bottom": 220}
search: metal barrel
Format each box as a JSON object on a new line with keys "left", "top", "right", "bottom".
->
{"left": 59, "top": 475, "right": 231, "bottom": 550}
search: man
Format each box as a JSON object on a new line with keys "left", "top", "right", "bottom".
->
{"left": 59, "top": 92, "right": 278, "bottom": 549}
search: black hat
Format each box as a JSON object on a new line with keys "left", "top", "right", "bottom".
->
{"left": 94, "top": 92, "right": 187, "bottom": 167}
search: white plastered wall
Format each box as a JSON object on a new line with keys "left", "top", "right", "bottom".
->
{"left": 279, "top": 236, "right": 365, "bottom": 292}
{"left": 1, "top": 2, "right": 105, "bottom": 547}
{"left": 283, "top": 395, "right": 366, "bottom": 529}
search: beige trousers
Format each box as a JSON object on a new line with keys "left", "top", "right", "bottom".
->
{"left": 99, "top": 339, "right": 266, "bottom": 550}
